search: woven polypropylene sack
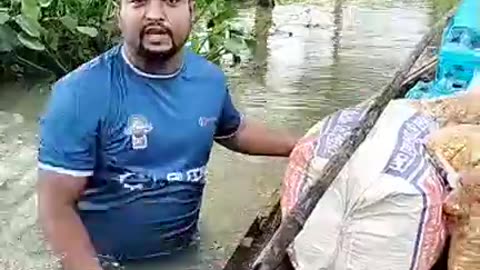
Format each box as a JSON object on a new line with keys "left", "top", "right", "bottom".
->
{"left": 286, "top": 99, "right": 450, "bottom": 270}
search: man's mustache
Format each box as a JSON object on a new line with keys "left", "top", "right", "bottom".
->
{"left": 140, "top": 23, "right": 173, "bottom": 39}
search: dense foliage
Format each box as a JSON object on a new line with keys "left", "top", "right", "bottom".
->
{"left": 0, "top": 0, "right": 254, "bottom": 78}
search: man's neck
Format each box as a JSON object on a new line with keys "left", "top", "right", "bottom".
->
{"left": 123, "top": 45, "right": 184, "bottom": 76}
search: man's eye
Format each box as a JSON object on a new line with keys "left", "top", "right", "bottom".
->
{"left": 166, "top": 0, "right": 180, "bottom": 5}
{"left": 130, "top": 0, "right": 146, "bottom": 6}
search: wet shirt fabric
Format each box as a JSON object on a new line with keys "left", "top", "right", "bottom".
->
{"left": 37, "top": 45, "right": 242, "bottom": 261}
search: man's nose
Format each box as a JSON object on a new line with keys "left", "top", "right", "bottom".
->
{"left": 145, "top": 1, "right": 167, "bottom": 21}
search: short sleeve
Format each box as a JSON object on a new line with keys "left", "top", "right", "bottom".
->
{"left": 214, "top": 88, "right": 243, "bottom": 139}
{"left": 37, "top": 81, "right": 100, "bottom": 177}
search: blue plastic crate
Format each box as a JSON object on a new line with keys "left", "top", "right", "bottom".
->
{"left": 406, "top": 0, "right": 480, "bottom": 100}
{"left": 450, "top": 0, "right": 480, "bottom": 36}
{"left": 442, "top": 0, "right": 480, "bottom": 46}
{"left": 437, "top": 46, "right": 480, "bottom": 89}
{"left": 434, "top": 0, "right": 480, "bottom": 92}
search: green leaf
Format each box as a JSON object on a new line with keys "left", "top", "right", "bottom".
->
{"left": 76, "top": 26, "right": 98, "bottom": 38}
{"left": 14, "top": 14, "right": 42, "bottom": 37}
{"left": 0, "top": 25, "right": 18, "bottom": 52}
{"left": 0, "top": 11, "right": 9, "bottom": 25}
{"left": 38, "top": 0, "right": 53, "bottom": 8}
{"left": 17, "top": 31, "right": 45, "bottom": 51}
{"left": 21, "top": 0, "right": 40, "bottom": 20}
{"left": 60, "top": 15, "right": 78, "bottom": 32}
{"left": 45, "top": 31, "right": 58, "bottom": 51}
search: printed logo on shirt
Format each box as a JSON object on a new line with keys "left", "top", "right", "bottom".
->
{"left": 114, "top": 166, "right": 208, "bottom": 191}
{"left": 124, "top": 114, "right": 153, "bottom": 150}
{"left": 166, "top": 166, "right": 207, "bottom": 183}
{"left": 198, "top": 116, "right": 217, "bottom": 127}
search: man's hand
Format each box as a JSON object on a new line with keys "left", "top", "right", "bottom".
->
{"left": 215, "top": 118, "right": 299, "bottom": 157}
{"left": 37, "top": 170, "right": 102, "bottom": 270}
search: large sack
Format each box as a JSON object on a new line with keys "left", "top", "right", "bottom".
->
{"left": 426, "top": 125, "right": 480, "bottom": 270}
{"left": 281, "top": 86, "right": 480, "bottom": 270}
{"left": 281, "top": 67, "right": 480, "bottom": 270}
{"left": 286, "top": 99, "right": 449, "bottom": 270}
{"left": 426, "top": 125, "right": 480, "bottom": 182}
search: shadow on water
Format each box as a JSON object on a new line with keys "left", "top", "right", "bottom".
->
{"left": 0, "top": 0, "right": 458, "bottom": 269}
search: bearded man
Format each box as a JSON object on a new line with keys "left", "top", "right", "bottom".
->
{"left": 36, "top": 0, "right": 298, "bottom": 269}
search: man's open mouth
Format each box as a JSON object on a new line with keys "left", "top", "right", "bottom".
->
{"left": 142, "top": 26, "right": 171, "bottom": 45}
{"left": 144, "top": 27, "right": 169, "bottom": 36}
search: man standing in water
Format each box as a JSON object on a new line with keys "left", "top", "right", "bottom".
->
{"left": 36, "top": 0, "right": 298, "bottom": 269}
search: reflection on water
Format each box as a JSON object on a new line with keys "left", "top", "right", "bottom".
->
{"left": 0, "top": 0, "right": 456, "bottom": 269}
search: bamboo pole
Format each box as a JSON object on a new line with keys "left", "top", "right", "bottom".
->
{"left": 251, "top": 8, "right": 457, "bottom": 270}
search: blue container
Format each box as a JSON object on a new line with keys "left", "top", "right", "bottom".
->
{"left": 406, "top": 0, "right": 480, "bottom": 100}
{"left": 434, "top": 0, "right": 480, "bottom": 94}
{"left": 450, "top": 0, "right": 480, "bottom": 37}
{"left": 437, "top": 47, "right": 480, "bottom": 90}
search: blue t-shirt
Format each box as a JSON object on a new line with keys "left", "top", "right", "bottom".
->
{"left": 37, "top": 45, "right": 242, "bottom": 261}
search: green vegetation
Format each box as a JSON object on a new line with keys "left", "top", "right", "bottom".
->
{"left": 0, "top": 0, "right": 254, "bottom": 78}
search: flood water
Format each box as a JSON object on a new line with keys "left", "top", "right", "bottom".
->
{"left": 0, "top": 0, "right": 456, "bottom": 269}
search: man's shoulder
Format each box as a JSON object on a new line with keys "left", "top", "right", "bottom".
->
{"left": 184, "top": 49, "right": 227, "bottom": 83}
{"left": 47, "top": 46, "right": 120, "bottom": 116}
{"left": 54, "top": 46, "right": 120, "bottom": 93}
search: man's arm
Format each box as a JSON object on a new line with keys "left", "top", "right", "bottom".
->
{"left": 36, "top": 75, "right": 106, "bottom": 270}
{"left": 215, "top": 118, "right": 299, "bottom": 157}
{"left": 37, "top": 170, "right": 102, "bottom": 270}
{"left": 214, "top": 86, "right": 299, "bottom": 157}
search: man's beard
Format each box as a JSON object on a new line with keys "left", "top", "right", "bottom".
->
{"left": 136, "top": 26, "right": 188, "bottom": 62}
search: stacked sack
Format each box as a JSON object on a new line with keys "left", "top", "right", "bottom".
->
{"left": 424, "top": 95, "right": 480, "bottom": 269}
{"left": 281, "top": 85, "right": 480, "bottom": 270}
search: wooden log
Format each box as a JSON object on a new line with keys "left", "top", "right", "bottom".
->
{"left": 223, "top": 190, "right": 283, "bottom": 270}
{"left": 401, "top": 56, "right": 437, "bottom": 88}
{"left": 251, "top": 8, "right": 457, "bottom": 270}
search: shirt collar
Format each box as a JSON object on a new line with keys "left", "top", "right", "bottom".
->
{"left": 120, "top": 44, "right": 185, "bottom": 79}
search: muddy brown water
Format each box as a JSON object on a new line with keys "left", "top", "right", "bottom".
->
{"left": 0, "top": 0, "right": 456, "bottom": 269}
